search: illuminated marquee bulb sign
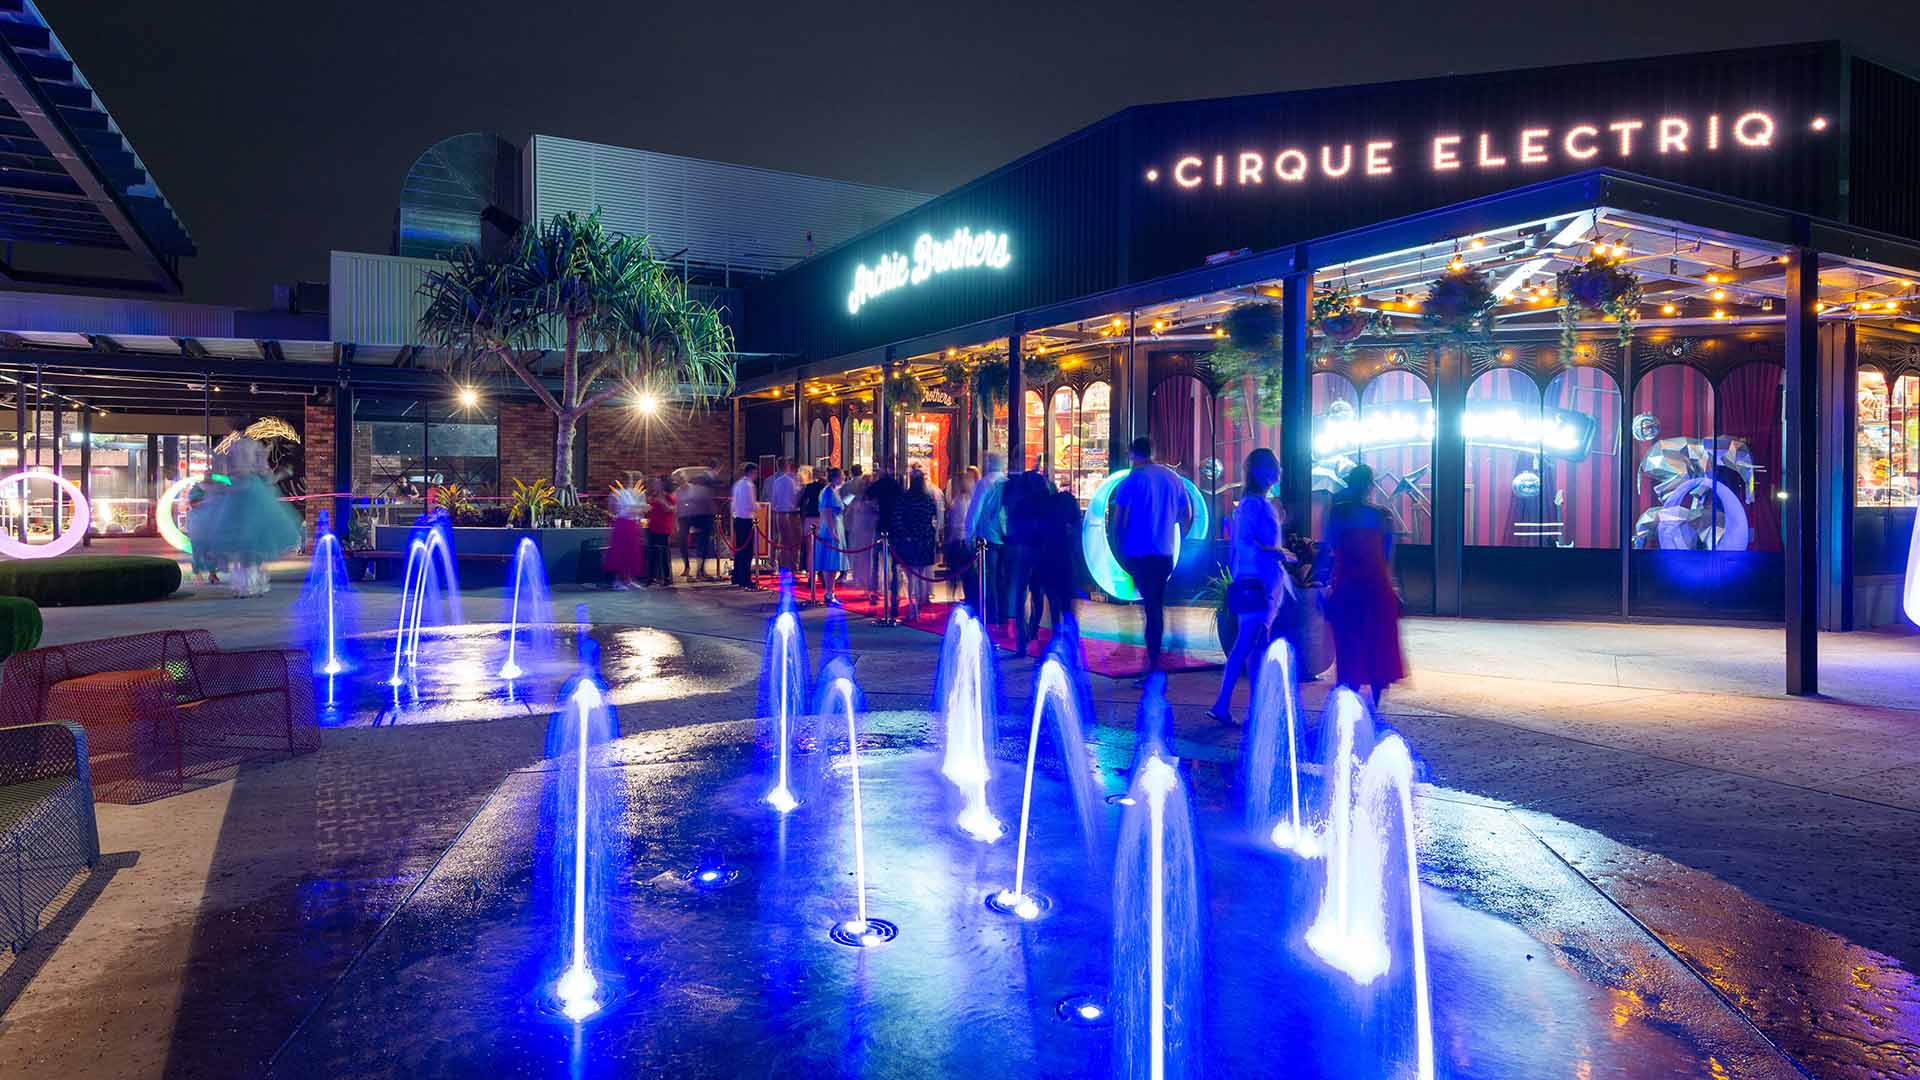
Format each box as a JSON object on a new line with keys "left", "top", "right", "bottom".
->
{"left": 1146, "top": 109, "right": 1811, "bottom": 191}
{"left": 847, "top": 227, "right": 1011, "bottom": 315}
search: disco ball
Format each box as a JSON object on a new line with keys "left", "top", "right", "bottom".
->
{"left": 1512, "top": 470, "right": 1543, "bottom": 499}
{"left": 1198, "top": 457, "right": 1224, "bottom": 484}
{"left": 1631, "top": 413, "right": 1661, "bottom": 442}
{"left": 1326, "top": 399, "right": 1356, "bottom": 421}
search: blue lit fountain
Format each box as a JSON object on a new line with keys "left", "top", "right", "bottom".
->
{"left": 760, "top": 600, "right": 808, "bottom": 815}
{"left": 497, "top": 536, "right": 553, "bottom": 681}
{"left": 933, "top": 607, "right": 1002, "bottom": 842}
{"left": 547, "top": 677, "right": 622, "bottom": 1022}
{"left": 388, "top": 522, "right": 462, "bottom": 688}
{"left": 993, "top": 638, "right": 1102, "bottom": 920}
{"left": 1244, "top": 639, "right": 1314, "bottom": 855}
{"left": 296, "top": 514, "right": 352, "bottom": 678}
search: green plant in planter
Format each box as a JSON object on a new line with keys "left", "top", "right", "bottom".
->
{"left": 508, "top": 477, "right": 558, "bottom": 527}
{"left": 1420, "top": 266, "right": 1498, "bottom": 341}
{"left": 1310, "top": 284, "right": 1393, "bottom": 354}
{"left": 973, "top": 357, "right": 1009, "bottom": 408}
{"left": 430, "top": 483, "right": 478, "bottom": 523}
{"left": 1555, "top": 253, "right": 1643, "bottom": 353}
{"left": 1022, "top": 350, "right": 1061, "bottom": 389}
{"left": 883, "top": 368, "right": 927, "bottom": 414}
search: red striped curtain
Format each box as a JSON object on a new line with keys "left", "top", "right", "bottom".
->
{"left": 1545, "top": 366, "right": 1622, "bottom": 548}
{"left": 1360, "top": 371, "right": 1433, "bottom": 543}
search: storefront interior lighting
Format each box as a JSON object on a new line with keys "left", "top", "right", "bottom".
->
{"left": 1661, "top": 303, "right": 1677, "bottom": 315}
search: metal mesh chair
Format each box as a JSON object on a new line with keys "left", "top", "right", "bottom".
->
{"left": 0, "top": 630, "right": 318, "bottom": 804}
{"left": 0, "top": 722, "right": 98, "bottom": 953}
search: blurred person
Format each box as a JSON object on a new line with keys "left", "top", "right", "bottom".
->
{"left": 1022, "top": 487, "right": 1083, "bottom": 657}
{"left": 1001, "top": 456, "right": 1054, "bottom": 654}
{"left": 604, "top": 483, "right": 646, "bottom": 590}
{"left": 768, "top": 457, "right": 802, "bottom": 574}
{"left": 678, "top": 469, "right": 716, "bottom": 580}
{"left": 1207, "top": 449, "right": 1294, "bottom": 724}
{"left": 965, "top": 453, "right": 1008, "bottom": 622}
{"left": 814, "top": 466, "right": 848, "bottom": 606}
{"left": 844, "top": 464, "right": 874, "bottom": 589}
{"left": 1109, "top": 436, "right": 1192, "bottom": 682}
{"left": 890, "top": 466, "right": 941, "bottom": 621}
{"left": 1322, "top": 464, "right": 1405, "bottom": 708}
{"left": 945, "top": 465, "right": 979, "bottom": 607}
{"left": 644, "top": 478, "right": 676, "bottom": 587}
{"left": 866, "top": 463, "right": 904, "bottom": 609}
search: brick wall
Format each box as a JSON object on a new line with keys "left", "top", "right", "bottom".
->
{"left": 498, "top": 402, "right": 555, "bottom": 488}
{"left": 582, "top": 401, "right": 733, "bottom": 493}
{"left": 302, "top": 398, "right": 334, "bottom": 533}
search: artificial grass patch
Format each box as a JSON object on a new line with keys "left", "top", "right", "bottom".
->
{"left": 0, "top": 555, "right": 182, "bottom": 606}
{"left": 0, "top": 595, "right": 40, "bottom": 659}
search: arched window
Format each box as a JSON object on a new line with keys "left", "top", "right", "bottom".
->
{"left": 1716, "top": 361, "right": 1784, "bottom": 552}
{"left": 1309, "top": 371, "right": 1360, "bottom": 537}
{"left": 848, "top": 417, "right": 874, "bottom": 473}
{"left": 1859, "top": 368, "right": 1920, "bottom": 508}
{"left": 1543, "top": 366, "right": 1622, "bottom": 549}
{"left": 808, "top": 417, "right": 831, "bottom": 472}
{"left": 1049, "top": 385, "right": 1078, "bottom": 492}
{"left": 1358, "top": 371, "right": 1433, "bottom": 545}
{"left": 1149, "top": 373, "right": 1220, "bottom": 515}
{"left": 1464, "top": 369, "right": 1544, "bottom": 547}
{"left": 1630, "top": 364, "right": 1716, "bottom": 548}
{"left": 1023, "top": 390, "right": 1045, "bottom": 472}
{"left": 1076, "top": 381, "right": 1112, "bottom": 505}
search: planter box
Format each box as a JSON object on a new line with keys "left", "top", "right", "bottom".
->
{"left": 370, "top": 525, "right": 612, "bottom": 587}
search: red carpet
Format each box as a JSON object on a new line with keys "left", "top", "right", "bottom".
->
{"left": 754, "top": 572, "right": 1222, "bottom": 679}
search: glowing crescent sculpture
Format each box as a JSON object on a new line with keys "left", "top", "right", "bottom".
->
{"left": 155, "top": 475, "right": 199, "bottom": 553}
{"left": 0, "top": 470, "right": 89, "bottom": 560}
{"left": 1080, "top": 468, "right": 1210, "bottom": 602}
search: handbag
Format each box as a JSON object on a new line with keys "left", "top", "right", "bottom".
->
{"left": 1226, "top": 576, "right": 1269, "bottom": 616}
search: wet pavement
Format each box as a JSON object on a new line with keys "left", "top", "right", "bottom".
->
{"left": 269, "top": 711, "right": 1803, "bottom": 1079}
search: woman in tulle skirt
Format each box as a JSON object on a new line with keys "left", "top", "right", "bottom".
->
{"left": 192, "top": 437, "right": 301, "bottom": 597}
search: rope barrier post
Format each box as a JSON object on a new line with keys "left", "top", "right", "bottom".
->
{"left": 875, "top": 532, "right": 893, "bottom": 626}
{"left": 807, "top": 523, "right": 818, "bottom": 607}
{"left": 975, "top": 537, "right": 988, "bottom": 621}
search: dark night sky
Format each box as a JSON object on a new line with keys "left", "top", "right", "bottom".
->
{"left": 38, "top": 1, "right": 1920, "bottom": 306}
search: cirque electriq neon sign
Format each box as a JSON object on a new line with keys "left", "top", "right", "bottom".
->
{"left": 1146, "top": 110, "right": 1814, "bottom": 191}
{"left": 847, "top": 228, "right": 1011, "bottom": 315}
{"left": 1313, "top": 403, "right": 1596, "bottom": 461}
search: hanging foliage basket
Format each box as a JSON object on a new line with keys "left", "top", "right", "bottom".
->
{"left": 1309, "top": 284, "right": 1391, "bottom": 354}
{"left": 1023, "top": 351, "right": 1062, "bottom": 388}
{"left": 1419, "top": 267, "right": 1497, "bottom": 341}
{"left": 973, "top": 358, "right": 1009, "bottom": 407}
{"left": 1210, "top": 302, "right": 1285, "bottom": 425}
{"left": 885, "top": 370, "right": 927, "bottom": 414}
{"left": 1556, "top": 255, "right": 1643, "bottom": 353}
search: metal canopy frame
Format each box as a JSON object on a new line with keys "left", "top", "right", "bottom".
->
{"left": 0, "top": 1, "right": 194, "bottom": 295}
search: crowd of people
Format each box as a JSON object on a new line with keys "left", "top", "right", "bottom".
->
{"left": 596, "top": 439, "right": 1407, "bottom": 713}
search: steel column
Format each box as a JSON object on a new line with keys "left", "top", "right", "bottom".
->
{"left": 1784, "top": 247, "right": 1820, "bottom": 695}
{"left": 1006, "top": 331, "right": 1024, "bottom": 470}
{"left": 332, "top": 381, "right": 353, "bottom": 540}
{"left": 1280, "top": 271, "right": 1311, "bottom": 527}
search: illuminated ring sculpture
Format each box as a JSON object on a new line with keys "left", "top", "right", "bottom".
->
{"left": 1080, "top": 468, "right": 1210, "bottom": 602}
{"left": 155, "top": 475, "right": 200, "bottom": 553}
{"left": 0, "top": 470, "right": 90, "bottom": 560}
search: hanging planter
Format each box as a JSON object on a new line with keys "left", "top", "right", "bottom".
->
{"left": 1419, "top": 266, "right": 1498, "bottom": 342}
{"left": 1023, "top": 351, "right": 1062, "bottom": 388}
{"left": 1309, "top": 284, "right": 1392, "bottom": 356}
{"left": 885, "top": 369, "right": 927, "bottom": 414}
{"left": 973, "top": 357, "right": 1009, "bottom": 407}
{"left": 1209, "top": 302, "right": 1285, "bottom": 425}
{"left": 1556, "top": 254, "right": 1643, "bottom": 354}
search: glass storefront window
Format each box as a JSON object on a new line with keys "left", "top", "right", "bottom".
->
{"left": 1076, "top": 381, "right": 1112, "bottom": 505}
{"left": 1858, "top": 369, "right": 1920, "bottom": 507}
{"left": 849, "top": 417, "right": 874, "bottom": 472}
{"left": 904, "top": 412, "right": 951, "bottom": 490}
{"left": 1049, "top": 386, "right": 1078, "bottom": 492}
{"left": 1543, "top": 366, "right": 1622, "bottom": 549}
{"left": 353, "top": 396, "right": 500, "bottom": 519}
{"left": 1465, "top": 369, "right": 1546, "bottom": 547}
{"left": 1357, "top": 371, "right": 1434, "bottom": 545}
{"left": 1310, "top": 371, "right": 1362, "bottom": 537}
{"left": 1022, "top": 391, "right": 1044, "bottom": 472}
{"left": 1630, "top": 364, "right": 1719, "bottom": 549}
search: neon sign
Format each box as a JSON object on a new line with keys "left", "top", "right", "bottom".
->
{"left": 1147, "top": 110, "right": 1805, "bottom": 192}
{"left": 847, "top": 228, "right": 1011, "bottom": 315}
{"left": 0, "top": 470, "right": 89, "bottom": 560}
{"left": 1312, "top": 403, "right": 1596, "bottom": 461}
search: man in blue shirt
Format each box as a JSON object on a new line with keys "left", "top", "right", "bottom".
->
{"left": 1109, "top": 437, "right": 1192, "bottom": 680}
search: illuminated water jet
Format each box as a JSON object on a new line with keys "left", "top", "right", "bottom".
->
{"left": 763, "top": 610, "right": 804, "bottom": 814}
{"left": 554, "top": 681, "right": 606, "bottom": 1022}
{"left": 1244, "top": 639, "right": 1314, "bottom": 854}
{"left": 821, "top": 675, "right": 894, "bottom": 947}
{"left": 498, "top": 537, "right": 551, "bottom": 680}
{"left": 387, "top": 524, "right": 461, "bottom": 688}
{"left": 935, "top": 608, "right": 1002, "bottom": 842}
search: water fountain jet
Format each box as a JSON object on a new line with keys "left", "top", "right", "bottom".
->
{"left": 762, "top": 609, "right": 805, "bottom": 814}
{"left": 934, "top": 608, "right": 1002, "bottom": 842}
{"left": 1113, "top": 754, "right": 1198, "bottom": 1080}
{"left": 554, "top": 680, "right": 608, "bottom": 1022}
{"left": 997, "top": 647, "right": 1100, "bottom": 917}
{"left": 387, "top": 524, "right": 461, "bottom": 688}
{"left": 498, "top": 536, "right": 552, "bottom": 680}
{"left": 1243, "top": 639, "right": 1314, "bottom": 855}
{"left": 821, "top": 675, "right": 896, "bottom": 947}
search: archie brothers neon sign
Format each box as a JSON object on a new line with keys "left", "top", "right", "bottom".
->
{"left": 847, "top": 227, "right": 1011, "bottom": 315}
{"left": 1146, "top": 109, "right": 1813, "bottom": 191}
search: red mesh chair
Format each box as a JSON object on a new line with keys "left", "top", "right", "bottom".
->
{"left": 0, "top": 630, "right": 318, "bottom": 804}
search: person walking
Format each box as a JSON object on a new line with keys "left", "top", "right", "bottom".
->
{"left": 1022, "top": 487, "right": 1082, "bottom": 657}
{"left": 865, "top": 464, "right": 903, "bottom": 611}
{"left": 965, "top": 453, "right": 1008, "bottom": 622}
{"left": 799, "top": 467, "right": 826, "bottom": 596}
{"left": 730, "top": 462, "right": 760, "bottom": 589}
{"left": 813, "top": 467, "right": 848, "bottom": 606}
{"left": 890, "top": 466, "right": 941, "bottom": 622}
{"left": 1323, "top": 464, "right": 1406, "bottom": 708}
{"left": 767, "top": 458, "right": 803, "bottom": 576}
{"left": 678, "top": 469, "right": 715, "bottom": 580}
{"left": 604, "top": 484, "right": 646, "bottom": 590}
{"left": 844, "top": 464, "right": 874, "bottom": 590}
{"left": 643, "top": 478, "right": 676, "bottom": 587}
{"left": 944, "top": 466, "right": 978, "bottom": 606}
{"left": 1109, "top": 436, "right": 1192, "bottom": 682}
{"left": 1001, "top": 459, "right": 1053, "bottom": 654}
{"left": 1206, "top": 449, "right": 1294, "bottom": 724}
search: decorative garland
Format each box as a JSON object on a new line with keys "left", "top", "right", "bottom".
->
{"left": 1419, "top": 267, "right": 1498, "bottom": 341}
{"left": 1556, "top": 254, "right": 1643, "bottom": 354}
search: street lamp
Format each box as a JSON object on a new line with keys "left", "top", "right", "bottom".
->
{"left": 636, "top": 392, "right": 660, "bottom": 416}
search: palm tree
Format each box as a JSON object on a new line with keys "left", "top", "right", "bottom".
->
{"left": 417, "top": 210, "right": 735, "bottom": 499}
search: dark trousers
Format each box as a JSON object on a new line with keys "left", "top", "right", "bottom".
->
{"left": 645, "top": 532, "right": 672, "bottom": 585}
{"left": 983, "top": 543, "right": 1006, "bottom": 623}
{"left": 732, "top": 518, "right": 755, "bottom": 586}
{"left": 1123, "top": 554, "right": 1175, "bottom": 672}
{"left": 1023, "top": 558, "right": 1073, "bottom": 654}
{"left": 950, "top": 539, "right": 981, "bottom": 616}
{"left": 1001, "top": 542, "right": 1036, "bottom": 642}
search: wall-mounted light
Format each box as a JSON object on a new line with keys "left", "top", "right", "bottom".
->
{"left": 636, "top": 392, "right": 660, "bottom": 416}
{"left": 1661, "top": 303, "right": 1677, "bottom": 315}
{"left": 458, "top": 387, "right": 479, "bottom": 408}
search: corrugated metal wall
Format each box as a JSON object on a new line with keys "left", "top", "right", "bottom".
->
{"left": 1849, "top": 58, "right": 1920, "bottom": 241}
{"left": 329, "top": 251, "right": 440, "bottom": 346}
{"left": 0, "top": 290, "right": 235, "bottom": 337}
{"left": 529, "top": 136, "right": 928, "bottom": 279}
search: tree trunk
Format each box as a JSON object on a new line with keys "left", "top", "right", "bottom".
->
{"left": 554, "top": 410, "right": 578, "bottom": 503}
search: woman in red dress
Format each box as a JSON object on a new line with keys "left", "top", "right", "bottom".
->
{"left": 604, "top": 486, "right": 646, "bottom": 590}
{"left": 1322, "top": 464, "right": 1406, "bottom": 707}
